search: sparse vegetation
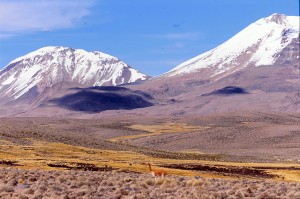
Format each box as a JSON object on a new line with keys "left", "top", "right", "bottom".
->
{"left": 0, "top": 168, "right": 299, "bottom": 199}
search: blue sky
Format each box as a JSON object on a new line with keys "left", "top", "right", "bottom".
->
{"left": 0, "top": 0, "right": 299, "bottom": 76}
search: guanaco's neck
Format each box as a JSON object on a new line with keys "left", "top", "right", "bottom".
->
{"left": 148, "top": 163, "right": 152, "bottom": 171}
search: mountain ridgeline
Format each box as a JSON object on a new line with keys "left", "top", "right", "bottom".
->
{"left": 0, "top": 47, "right": 149, "bottom": 105}
{"left": 0, "top": 13, "right": 299, "bottom": 116}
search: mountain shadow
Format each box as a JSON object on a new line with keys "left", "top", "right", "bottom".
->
{"left": 48, "top": 86, "right": 154, "bottom": 113}
{"left": 202, "top": 86, "right": 249, "bottom": 96}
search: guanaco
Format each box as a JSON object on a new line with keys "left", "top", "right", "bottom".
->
{"left": 147, "top": 163, "right": 167, "bottom": 177}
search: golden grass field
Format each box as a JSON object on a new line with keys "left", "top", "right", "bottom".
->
{"left": 109, "top": 123, "right": 208, "bottom": 142}
{"left": 1, "top": 122, "right": 299, "bottom": 182}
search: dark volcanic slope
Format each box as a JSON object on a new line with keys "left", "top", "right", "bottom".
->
{"left": 46, "top": 86, "right": 154, "bottom": 113}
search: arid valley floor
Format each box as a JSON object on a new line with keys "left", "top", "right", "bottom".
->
{"left": 0, "top": 112, "right": 300, "bottom": 198}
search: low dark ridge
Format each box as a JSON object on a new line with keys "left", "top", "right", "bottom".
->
{"left": 202, "top": 86, "right": 249, "bottom": 96}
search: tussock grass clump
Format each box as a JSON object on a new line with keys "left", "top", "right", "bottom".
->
{"left": 18, "top": 195, "right": 29, "bottom": 199}
{"left": 186, "top": 179, "right": 193, "bottom": 186}
{"left": 32, "top": 195, "right": 43, "bottom": 199}
{"left": 192, "top": 179, "right": 203, "bottom": 186}
{"left": 0, "top": 168, "right": 299, "bottom": 198}
{"left": 0, "top": 185, "right": 14, "bottom": 193}
{"left": 140, "top": 182, "right": 148, "bottom": 189}
{"left": 24, "top": 188, "right": 34, "bottom": 195}
{"left": 293, "top": 191, "right": 300, "bottom": 198}
{"left": 145, "top": 178, "right": 155, "bottom": 186}
{"left": 155, "top": 178, "right": 165, "bottom": 185}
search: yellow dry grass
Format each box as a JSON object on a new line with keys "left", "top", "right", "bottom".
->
{"left": 0, "top": 122, "right": 299, "bottom": 181}
{"left": 268, "top": 170, "right": 300, "bottom": 182}
{"left": 0, "top": 139, "right": 299, "bottom": 182}
{"left": 0, "top": 139, "right": 203, "bottom": 176}
{"left": 110, "top": 123, "right": 208, "bottom": 141}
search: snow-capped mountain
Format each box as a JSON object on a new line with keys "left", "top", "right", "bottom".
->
{"left": 165, "top": 13, "right": 299, "bottom": 78}
{"left": 127, "top": 13, "right": 300, "bottom": 116}
{"left": 0, "top": 46, "right": 148, "bottom": 103}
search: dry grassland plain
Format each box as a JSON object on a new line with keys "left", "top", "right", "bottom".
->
{"left": 0, "top": 114, "right": 299, "bottom": 198}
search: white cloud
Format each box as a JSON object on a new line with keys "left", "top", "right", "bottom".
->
{"left": 0, "top": 33, "right": 15, "bottom": 39}
{"left": 0, "top": 0, "right": 94, "bottom": 37}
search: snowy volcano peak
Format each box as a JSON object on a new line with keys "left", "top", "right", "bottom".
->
{"left": 8, "top": 46, "right": 119, "bottom": 66}
{"left": 263, "top": 13, "right": 299, "bottom": 28}
{"left": 165, "top": 14, "right": 300, "bottom": 78}
{"left": 0, "top": 46, "right": 149, "bottom": 102}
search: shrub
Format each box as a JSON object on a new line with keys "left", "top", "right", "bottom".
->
{"left": 24, "top": 188, "right": 35, "bottom": 195}
{"left": 192, "top": 180, "right": 203, "bottom": 186}
{"left": 140, "top": 182, "right": 148, "bottom": 189}
{"left": 155, "top": 178, "right": 165, "bottom": 185}
{"left": 18, "top": 195, "right": 29, "bottom": 199}
{"left": 145, "top": 179, "right": 154, "bottom": 186}
{"left": 186, "top": 180, "right": 193, "bottom": 186}
{"left": 32, "top": 195, "right": 43, "bottom": 199}
{"left": 107, "top": 181, "right": 114, "bottom": 186}
{"left": 0, "top": 186, "right": 14, "bottom": 193}
{"left": 293, "top": 191, "right": 300, "bottom": 198}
